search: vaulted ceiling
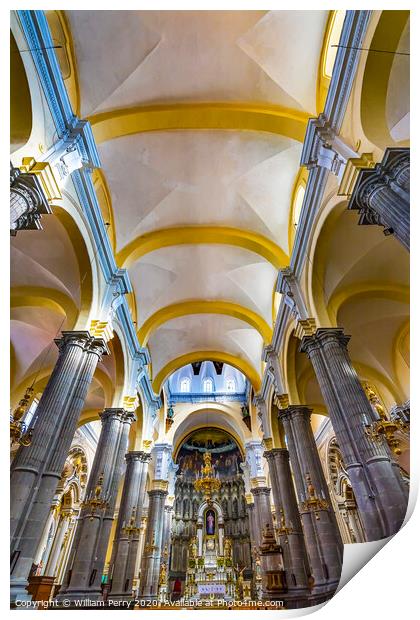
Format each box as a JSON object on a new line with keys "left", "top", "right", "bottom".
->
{"left": 66, "top": 10, "right": 331, "bottom": 391}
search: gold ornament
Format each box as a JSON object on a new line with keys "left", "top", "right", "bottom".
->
{"left": 81, "top": 472, "right": 108, "bottom": 521}
{"left": 10, "top": 386, "right": 34, "bottom": 446}
{"left": 300, "top": 473, "right": 329, "bottom": 520}
{"left": 364, "top": 384, "right": 408, "bottom": 455}
{"left": 194, "top": 452, "right": 221, "bottom": 500}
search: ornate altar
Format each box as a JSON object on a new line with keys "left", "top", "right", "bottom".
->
{"left": 184, "top": 499, "right": 236, "bottom": 601}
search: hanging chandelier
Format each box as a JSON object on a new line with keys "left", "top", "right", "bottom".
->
{"left": 194, "top": 451, "right": 221, "bottom": 500}
{"left": 10, "top": 386, "right": 34, "bottom": 447}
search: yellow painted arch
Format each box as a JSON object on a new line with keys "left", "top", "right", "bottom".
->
{"left": 116, "top": 226, "right": 288, "bottom": 269}
{"left": 328, "top": 283, "right": 410, "bottom": 325}
{"left": 139, "top": 300, "right": 272, "bottom": 346}
{"left": 89, "top": 102, "right": 309, "bottom": 144}
{"left": 11, "top": 286, "right": 79, "bottom": 329}
{"left": 152, "top": 351, "right": 261, "bottom": 394}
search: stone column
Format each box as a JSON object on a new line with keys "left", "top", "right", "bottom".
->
{"left": 108, "top": 451, "right": 151, "bottom": 599}
{"left": 10, "top": 163, "right": 51, "bottom": 234}
{"left": 161, "top": 505, "right": 173, "bottom": 558}
{"left": 250, "top": 487, "right": 273, "bottom": 547}
{"left": 44, "top": 512, "right": 71, "bottom": 577}
{"left": 33, "top": 508, "right": 56, "bottom": 567}
{"left": 278, "top": 406, "right": 343, "bottom": 595}
{"left": 139, "top": 485, "right": 168, "bottom": 600}
{"left": 134, "top": 513, "right": 148, "bottom": 595}
{"left": 57, "top": 409, "right": 135, "bottom": 602}
{"left": 197, "top": 521, "right": 203, "bottom": 557}
{"left": 56, "top": 516, "right": 77, "bottom": 586}
{"left": 10, "top": 331, "right": 108, "bottom": 603}
{"left": 264, "top": 449, "right": 310, "bottom": 599}
{"left": 300, "top": 328, "right": 409, "bottom": 540}
{"left": 348, "top": 148, "right": 409, "bottom": 250}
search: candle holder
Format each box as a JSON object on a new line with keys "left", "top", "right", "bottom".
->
{"left": 10, "top": 386, "right": 34, "bottom": 446}
{"left": 81, "top": 472, "right": 109, "bottom": 521}
{"left": 275, "top": 508, "right": 294, "bottom": 543}
{"left": 144, "top": 531, "right": 158, "bottom": 553}
{"left": 300, "top": 473, "right": 329, "bottom": 520}
{"left": 363, "top": 384, "right": 409, "bottom": 455}
{"left": 122, "top": 506, "right": 140, "bottom": 536}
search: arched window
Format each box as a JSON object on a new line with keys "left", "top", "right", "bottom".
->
{"left": 203, "top": 378, "right": 213, "bottom": 393}
{"left": 226, "top": 378, "right": 236, "bottom": 393}
{"left": 180, "top": 377, "right": 191, "bottom": 393}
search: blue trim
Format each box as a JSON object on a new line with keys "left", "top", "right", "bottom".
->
{"left": 17, "top": 10, "right": 74, "bottom": 135}
{"left": 168, "top": 393, "right": 247, "bottom": 405}
{"left": 16, "top": 10, "right": 157, "bottom": 405}
{"left": 17, "top": 10, "right": 101, "bottom": 167}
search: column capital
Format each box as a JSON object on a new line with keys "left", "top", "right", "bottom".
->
{"left": 55, "top": 330, "right": 110, "bottom": 358}
{"left": 148, "top": 486, "right": 168, "bottom": 498}
{"left": 300, "top": 327, "right": 350, "bottom": 355}
{"left": 278, "top": 405, "right": 312, "bottom": 424}
{"left": 348, "top": 147, "right": 410, "bottom": 218}
{"left": 251, "top": 486, "right": 271, "bottom": 498}
{"left": 10, "top": 162, "right": 52, "bottom": 234}
{"left": 263, "top": 448, "right": 290, "bottom": 464}
{"left": 100, "top": 408, "right": 136, "bottom": 425}
{"left": 125, "top": 450, "right": 152, "bottom": 464}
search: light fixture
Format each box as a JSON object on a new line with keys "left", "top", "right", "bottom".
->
{"left": 194, "top": 451, "right": 221, "bottom": 501}
{"left": 10, "top": 386, "right": 34, "bottom": 447}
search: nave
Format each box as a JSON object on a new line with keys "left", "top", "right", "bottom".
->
{"left": 10, "top": 8, "right": 410, "bottom": 610}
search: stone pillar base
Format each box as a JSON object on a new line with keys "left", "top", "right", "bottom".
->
{"left": 56, "top": 589, "right": 103, "bottom": 603}
{"left": 10, "top": 579, "right": 34, "bottom": 606}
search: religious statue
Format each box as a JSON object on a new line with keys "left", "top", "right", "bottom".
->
{"left": 254, "top": 555, "right": 261, "bottom": 579}
{"left": 252, "top": 545, "right": 262, "bottom": 578}
{"left": 189, "top": 535, "right": 198, "bottom": 559}
{"left": 206, "top": 509, "right": 215, "bottom": 535}
{"left": 159, "top": 561, "right": 167, "bottom": 585}
{"left": 224, "top": 536, "right": 232, "bottom": 559}
{"left": 235, "top": 565, "right": 246, "bottom": 597}
{"left": 365, "top": 384, "right": 387, "bottom": 420}
{"left": 35, "top": 561, "right": 43, "bottom": 576}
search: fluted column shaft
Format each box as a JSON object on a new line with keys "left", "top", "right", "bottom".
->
{"left": 264, "top": 449, "right": 310, "bottom": 594}
{"left": 44, "top": 513, "right": 71, "bottom": 577}
{"left": 109, "top": 451, "right": 151, "bottom": 598}
{"left": 250, "top": 487, "right": 273, "bottom": 547}
{"left": 139, "top": 488, "right": 167, "bottom": 600}
{"left": 278, "top": 406, "right": 343, "bottom": 594}
{"left": 161, "top": 505, "right": 173, "bottom": 558}
{"left": 10, "top": 331, "right": 108, "bottom": 602}
{"left": 300, "top": 328, "right": 409, "bottom": 540}
{"left": 58, "top": 409, "right": 135, "bottom": 601}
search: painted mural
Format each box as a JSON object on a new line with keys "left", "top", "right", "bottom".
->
{"left": 177, "top": 429, "right": 242, "bottom": 479}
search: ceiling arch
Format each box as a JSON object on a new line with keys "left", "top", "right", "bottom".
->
{"left": 138, "top": 300, "right": 272, "bottom": 346}
{"left": 152, "top": 351, "right": 262, "bottom": 394}
{"left": 89, "top": 102, "right": 309, "bottom": 143}
{"left": 116, "top": 226, "right": 288, "bottom": 269}
{"left": 61, "top": 10, "right": 337, "bottom": 393}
